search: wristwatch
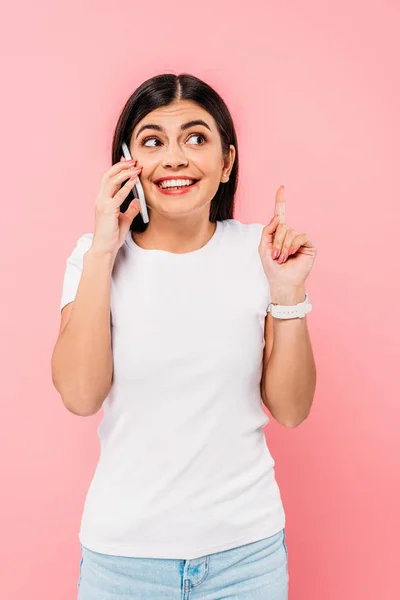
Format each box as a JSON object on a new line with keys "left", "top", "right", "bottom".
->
{"left": 267, "top": 292, "right": 312, "bottom": 319}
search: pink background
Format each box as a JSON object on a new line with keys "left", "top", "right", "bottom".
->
{"left": 1, "top": 1, "right": 398, "bottom": 598}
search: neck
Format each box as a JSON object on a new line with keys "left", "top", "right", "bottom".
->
{"left": 131, "top": 211, "right": 216, "bottom": 254}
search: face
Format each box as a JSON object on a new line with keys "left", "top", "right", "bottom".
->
{"left": 128, "top": 100, "right": 235, "bottom": 218}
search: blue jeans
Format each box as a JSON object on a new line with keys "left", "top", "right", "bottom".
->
{"left": 77, "top": 528, "right": 289, "bottom": 599}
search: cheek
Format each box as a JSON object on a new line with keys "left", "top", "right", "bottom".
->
{"left": 196, "top": 163, "right": 223, "bottom": 186}
{"left": 197, "top": 148, "right": 222, "bottom": 171}
{"left": 130, "top": 146, "right": 155, "bottom": 166}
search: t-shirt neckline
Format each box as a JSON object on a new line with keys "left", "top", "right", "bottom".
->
{"left": 125, "top": 220, "right": 224, "bottom": 259}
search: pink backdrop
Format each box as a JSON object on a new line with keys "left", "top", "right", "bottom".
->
{"left": 1, "top": 1, "right": 398, "bottom": 598}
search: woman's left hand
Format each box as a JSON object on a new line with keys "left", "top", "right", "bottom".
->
{"left": 258, "top": 186, "right": 317, "bottom": 288}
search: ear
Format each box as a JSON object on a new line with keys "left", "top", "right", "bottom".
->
{"left": 221, "top": 145, "right": 236, "bottom": 182}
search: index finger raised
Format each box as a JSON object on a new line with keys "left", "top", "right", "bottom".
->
{"left": 274, "top": 185, "right": 286, "bottom": 224}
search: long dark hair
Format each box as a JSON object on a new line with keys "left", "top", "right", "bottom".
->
{"left": 111, "top": 73, "right": 239, "bottom": 233}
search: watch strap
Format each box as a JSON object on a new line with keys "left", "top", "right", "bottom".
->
{"left": 267, "top": 292, "right": 312, "bottom": 319}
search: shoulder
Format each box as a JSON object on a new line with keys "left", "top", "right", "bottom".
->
{"left": 67, "top": 233, "right": 93, "bottom": 257}
{"left": 220, "top": 218, "right": 270, "bottom": 292}
{"left": 73, "top": 232, "right": 94, "bottom": 250}
{"left": 64, "top": 233, "right": 94, "bottom": 266}
{"left": 221, "top": 218, "right": 265, "bottom": 245}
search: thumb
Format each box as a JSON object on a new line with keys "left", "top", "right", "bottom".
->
{"left": 259, "top": 216, "right": 279, "bottom": 251}
{"left": 120, "top": 198, "right": 141, "bottom": 229}
{"left": 126, "top": 198, "right": 141, "bottom": 219}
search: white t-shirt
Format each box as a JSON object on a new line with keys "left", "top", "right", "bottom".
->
{"left": 59, "top": 218, "right": 285, "bottom": 560}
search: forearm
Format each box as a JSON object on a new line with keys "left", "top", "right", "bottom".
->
{"left": 264, "top": 285, "right": 316, "bottom": 427}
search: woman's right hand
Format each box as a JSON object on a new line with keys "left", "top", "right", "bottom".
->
{"left": 91, "top": 157, "right": 143, "bottom": 257}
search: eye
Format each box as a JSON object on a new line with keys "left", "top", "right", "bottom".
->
{"left": 187, "top": 133, "right": 206, "bottom": 145}
{"left": 141, "top": 137, "right": 162, "bottom": 147}
{"left": 140, "top": 133, "right": 207, "bottom": 147}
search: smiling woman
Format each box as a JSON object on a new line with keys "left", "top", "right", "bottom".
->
{"left": 54, "top": 72, "right": 292, "bottom": 600}
{"left": 111, "top": 74, "right": 238, "bottom": 241}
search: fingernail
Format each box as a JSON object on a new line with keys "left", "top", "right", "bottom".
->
{"left": 272, "top": 248, "right": 280, "bottom": 259}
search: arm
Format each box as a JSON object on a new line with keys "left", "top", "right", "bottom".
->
{"left": 261, "top": 285, "right": 316, "bottom": 427}
{"left": 51, "top": 248, "right": 115, "bottom": 416}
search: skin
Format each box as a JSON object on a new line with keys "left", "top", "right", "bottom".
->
{"left": 123, "top": 99, "right": 235, "bottom": 254}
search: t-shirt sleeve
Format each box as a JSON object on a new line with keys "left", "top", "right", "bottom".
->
{"left": 59, "top": 233, "right": 94, "bottom": 312}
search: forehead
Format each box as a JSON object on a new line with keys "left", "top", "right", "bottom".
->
{"left": 132, "top": 100, "right": 216, "bottom": 134}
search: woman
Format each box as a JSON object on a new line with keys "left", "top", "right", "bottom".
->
{"left": 52, "top": 72, "right": 317, "bottom": 599}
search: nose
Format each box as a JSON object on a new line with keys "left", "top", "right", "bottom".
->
{"left": 161, "top": 141, "right": 189, "bottom": 169}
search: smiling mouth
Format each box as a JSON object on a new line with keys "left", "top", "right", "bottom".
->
{"left": 155, "top": 179, "right": 199, "bottom": 190}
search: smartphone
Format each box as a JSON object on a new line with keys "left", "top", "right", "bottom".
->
{"left": 121, "top": 142, "right": 149, "bottom": 224}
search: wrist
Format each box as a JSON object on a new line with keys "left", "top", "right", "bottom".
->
{"left": 85, "top": 247, "right": 116, "bottom": 269}
{"left": 269, "top": 285, "right": 306, "bottom": 305}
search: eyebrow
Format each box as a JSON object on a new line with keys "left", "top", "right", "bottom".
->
{"left": 135, "top": 119, "right": 212, "bottom": 139}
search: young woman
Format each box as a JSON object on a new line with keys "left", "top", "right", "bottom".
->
{"left": 52, "top": 72, "right": 317, "bottom": 599}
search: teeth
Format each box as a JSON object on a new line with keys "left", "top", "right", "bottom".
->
{"left": 158, "top": 179, "right": 195, "bottom": 189}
